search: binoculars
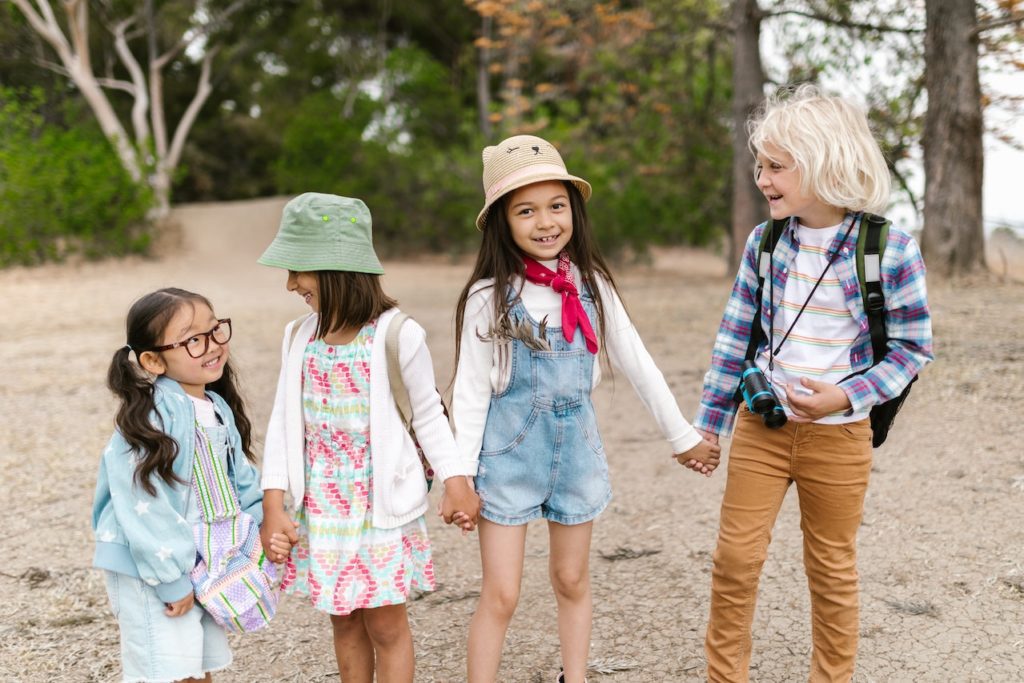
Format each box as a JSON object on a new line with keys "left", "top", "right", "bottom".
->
{"left": 739, "top": 360, "right": 787, "bottom": 429}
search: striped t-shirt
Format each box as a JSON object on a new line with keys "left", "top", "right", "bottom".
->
{"left": 755, "top": 222, "right": 867, "bottom": 424}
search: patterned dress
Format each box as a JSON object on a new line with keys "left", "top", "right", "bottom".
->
{"left": 281, "top": 320, "right": 435, "bottom": 615}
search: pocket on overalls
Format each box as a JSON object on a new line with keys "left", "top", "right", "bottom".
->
{"left": 480, "top": 405, "right": 540, "bottom": 456}
{"left": 574, "top": 409, "right": 605, "bottom": 455}
{"left": 530, "top": 349, "right": 585, "bottom": 405}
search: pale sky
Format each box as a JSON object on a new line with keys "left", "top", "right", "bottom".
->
{"left": 981, "top": 71, "right": 1024, "bottom": 233}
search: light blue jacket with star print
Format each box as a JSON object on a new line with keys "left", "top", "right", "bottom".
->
{"left": 92, "top": 376, "right": 264, "bottom": 602}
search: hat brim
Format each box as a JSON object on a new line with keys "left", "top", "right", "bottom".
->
{"left": 475, "top": 174, "right": 592, "bottom": 230}
{"left": 257, "top": 236, "right": 384, "bottom": 274}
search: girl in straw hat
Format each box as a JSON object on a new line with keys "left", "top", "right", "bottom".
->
{"left": 258, "top": 193, "right": 480, "bottom": 683}
{"left": 451, "top": 136, "right": 721, "bottom": 683}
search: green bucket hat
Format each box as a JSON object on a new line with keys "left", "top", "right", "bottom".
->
{"left": 258, "top": 193, "right": 384, "bottom": 274}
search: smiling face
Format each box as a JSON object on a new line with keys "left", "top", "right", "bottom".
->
{"left": 755, "top": 144, "right": 844, "bottom": 229}
{"left": 504, "top": 180, "right": 574, "bottom": 261}
{"left": 287, "top": 270, "right": 320, "bottom": 312}
{"left": 139, "top": 301, "right": 228, "bottom": 399}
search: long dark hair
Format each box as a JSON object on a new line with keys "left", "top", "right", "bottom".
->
{"left": 106, "top": 288, "right": 255, "bottom": 496}
{"left": 313, "top": 271, "right": 397, "bottom": 338}
{"left": 454, "top": 181, "right": 620, "bottom": 371}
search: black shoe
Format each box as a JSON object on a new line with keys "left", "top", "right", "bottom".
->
{"left": 556, "top": 668, "right": 587, "bottom": 683}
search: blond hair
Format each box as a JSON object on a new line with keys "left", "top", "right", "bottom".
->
{"left": 748, "top": 84, "right": 891, "bottom": 215}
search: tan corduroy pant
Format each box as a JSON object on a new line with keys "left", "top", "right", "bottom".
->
{"left": 705, "top": 407, "right": 873, "bottom": 683}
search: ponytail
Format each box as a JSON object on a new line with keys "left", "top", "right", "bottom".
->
{"left": 106, "top": 345, "right": 182, "bottom": 497}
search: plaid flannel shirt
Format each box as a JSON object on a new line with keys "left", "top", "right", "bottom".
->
{"left": 694, "top": 213, "right": 934, "bottom": 437}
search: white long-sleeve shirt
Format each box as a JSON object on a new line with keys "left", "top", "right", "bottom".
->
{"left": 261, "top": 308, "right": 475, "bottom": 529}
{"left": 451, "top": 263, "right": 702, "bottom": 473}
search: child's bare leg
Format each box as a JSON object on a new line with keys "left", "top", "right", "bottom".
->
{"left": 330, "top": 611, "right": 374, "bottom": 683}
{"left": 548, "top": 520, "right": 594, "bottom": 683}
{"left": 468, "top": 520, "right": 528, "bottom": 683}
{"left": 361, "top": 604, "right": 414, "bottom": 683}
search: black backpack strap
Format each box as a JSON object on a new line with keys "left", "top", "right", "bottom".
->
{"left": 743, "top": 218, "right": 787, "bottom": 362}
{"left": 733, "top": 218, "right": 787, "bottom": 402}
{"left": 856, "top": 213, "right": 889, "bottom": 365}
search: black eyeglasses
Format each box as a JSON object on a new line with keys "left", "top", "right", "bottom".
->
{"left": 150, "top": 319, "right": 232, "bottom": 358}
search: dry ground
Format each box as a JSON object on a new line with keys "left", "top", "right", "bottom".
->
{"left": 1, "top": 197, "right": 1022, "bottom": 682}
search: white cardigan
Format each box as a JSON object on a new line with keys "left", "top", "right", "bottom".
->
{"left": 261, "top": 308, "right": 474, "bottom": 529}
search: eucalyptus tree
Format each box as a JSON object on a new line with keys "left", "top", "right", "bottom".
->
{"left": 5, "top": 0, "right": 270, "bottom": 217}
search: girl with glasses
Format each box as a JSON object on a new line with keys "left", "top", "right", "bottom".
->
{"left": 92, "top": 287, "right": 292, "bottom": 683}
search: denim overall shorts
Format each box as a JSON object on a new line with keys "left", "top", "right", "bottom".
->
{"left": 476, "top": 289, "right": 612, "bottom": 526}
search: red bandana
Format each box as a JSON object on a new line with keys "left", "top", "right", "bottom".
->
{"left": 521, "top": 252, "right": 599, "bottom": 354}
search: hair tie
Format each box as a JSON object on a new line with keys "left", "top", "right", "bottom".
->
{"left": 123, "top": 344, "right": 133, "bottom": 353}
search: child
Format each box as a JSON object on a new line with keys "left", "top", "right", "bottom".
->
{"left": 691, "top": 86, "right": 933, "bottom": 681}
{"left": 452, "top": 135, "right": 721, "bottom": 683}
{"left": 93, "top": 287, "right": 289, "bottom": 682}
{"left": 257, "top": 193, "right": 480, "bottom": 683}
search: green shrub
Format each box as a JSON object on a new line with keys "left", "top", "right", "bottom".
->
{"left": 272, "top": 43, "right": 730, "bottom": 259}
{"left": 0, "top": 87, "right": 152, "bottom": 266}
{"left": 273, "top": 50, "right": 484, "bottom": 254}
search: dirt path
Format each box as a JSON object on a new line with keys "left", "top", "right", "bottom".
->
{"left": 1, "top": 198, "right": 1021, "bottom": 682}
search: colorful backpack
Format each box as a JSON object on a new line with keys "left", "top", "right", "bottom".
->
{"left": 189, "top": 424, "right": 278, "bottom": 633}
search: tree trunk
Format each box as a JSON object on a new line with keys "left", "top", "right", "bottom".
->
{"left": 477, "top": 14, "right": 493, "bottom": 139}
{"left": 729, "top": 0, "right": 767, "bottom": 270}
{"left": 922, "top": 0, "right": 985, "bottom": 277}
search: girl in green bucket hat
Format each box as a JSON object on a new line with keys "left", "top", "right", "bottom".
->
{"left": 258, "top": 193, "right": 480, "bottom": 681}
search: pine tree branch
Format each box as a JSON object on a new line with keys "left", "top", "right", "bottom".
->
{"left": 973, "top": 11, "right": 1024, "bottom": 37}
{"left": 766, "top": 9, "right": 923, "bottom": 35}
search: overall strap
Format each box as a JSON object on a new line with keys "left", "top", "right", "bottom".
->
{"left": 856, "top": 213, "right": 890, "bottom": 366}
{"left": 192, "top": 424, "right": 240, "bottom": 523}
{"left": 385, "top": 312, "right": 413, "bottom": 430}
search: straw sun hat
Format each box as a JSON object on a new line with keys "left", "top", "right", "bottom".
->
{"left": 258, "top": 193, "right": 384, "bottom": 274}
{"left": 476, "top": 135, "right": 592, "bottom": 230}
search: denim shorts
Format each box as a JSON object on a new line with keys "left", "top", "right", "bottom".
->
{"left": 104, "top": 571, "right": 232, "bottom": 683}
{"left": 477, "top": 400, "right": 611, "bottom": 526}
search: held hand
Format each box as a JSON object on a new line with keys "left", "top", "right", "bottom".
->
{"left": 439, "top": 476, "right": 480, "bottom": 525}
{"left": 697, "top": 429, "right": 720, "bottom": 446}
{"left": 260, "top": 510, "right": 298, "bottom": 564}
{"left": 450, "top": 511, "right": 477, "bottom": 535}
{"left": 785, "top": 378, "right": 851, "bottom": 422}
{"left": 675, "top": 435, "right": 722, "bottom": 477}
{"left": 268, "top": 531, "right": 296, "bottom": 561}
{"left": 165, "top": 592, "right": 195, "bottom": 617}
